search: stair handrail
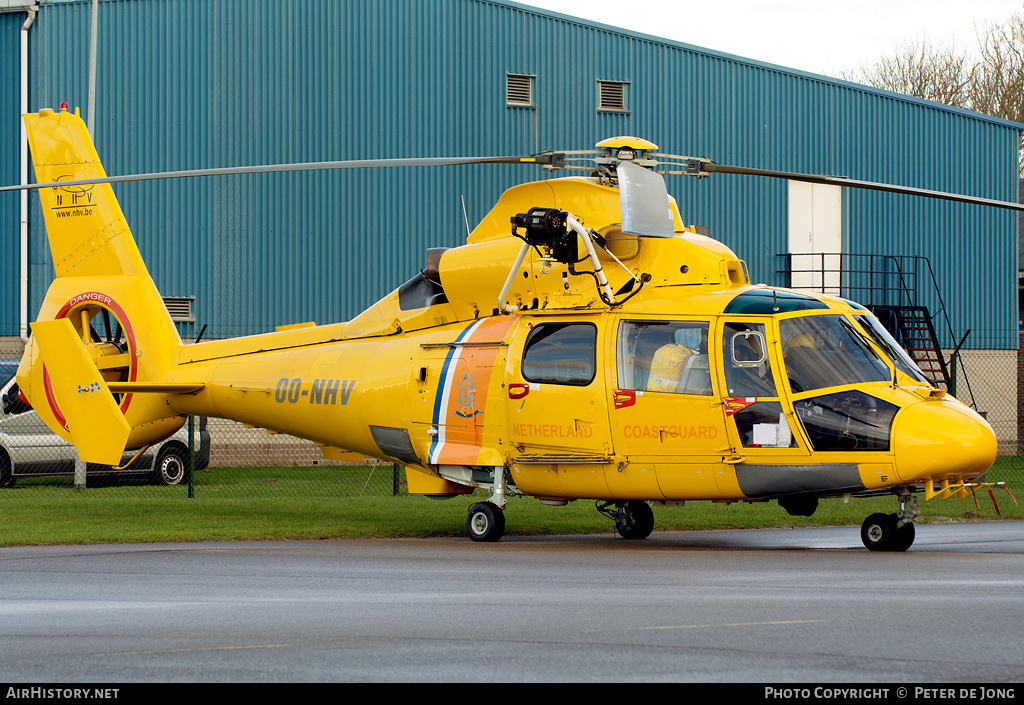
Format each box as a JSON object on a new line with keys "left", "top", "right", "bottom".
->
{"left": 885, "top": 254, "right": 917, "bottom": 308}
{"left": 918, "top": 256, "right": 977, "bottom": 408}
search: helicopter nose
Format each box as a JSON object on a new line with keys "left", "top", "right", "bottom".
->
{"left": 892, "top": 400, "right": 997, "bottom": 483}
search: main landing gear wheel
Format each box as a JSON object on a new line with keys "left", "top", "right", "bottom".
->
{"left": 614, "top": 500, "right": 655, "bottom": 540}
{"left": 861, "top": 512, "right": 915, "bottom": 552}
{"left": 467, "top": 502, "right": 505, "bottom": 542}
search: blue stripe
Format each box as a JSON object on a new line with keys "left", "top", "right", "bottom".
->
{"left": 428, "top": 320, "right": 480, "bottom": 462}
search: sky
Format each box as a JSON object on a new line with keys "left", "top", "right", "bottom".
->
{"left": 518, "top": 0, "right": 1024, "bottom": 78}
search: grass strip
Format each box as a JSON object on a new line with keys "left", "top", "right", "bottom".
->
{"left": 0, "top": 463, "right": 1019, "bottom": 546}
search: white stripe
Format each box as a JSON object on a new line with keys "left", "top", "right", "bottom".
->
{"left": 429, "top": 319, "right": 485, "bottom": 464}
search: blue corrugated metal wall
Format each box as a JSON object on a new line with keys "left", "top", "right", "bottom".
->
{"left": 0, "top": 11, "right": 22, "bottom": 339}
{"left": 3, "top": 0, "right": 1021, "bottom": 347}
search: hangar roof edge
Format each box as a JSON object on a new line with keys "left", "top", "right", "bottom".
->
{"left": 503, "top": 0, "right": 1024, "bottom": 133}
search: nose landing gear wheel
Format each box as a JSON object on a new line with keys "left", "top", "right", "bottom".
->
{"left": 861, "top": 512, "right": 915, "bottom": 552}
{"left": 467, "top": 502, "right": 505, "bottom": 542}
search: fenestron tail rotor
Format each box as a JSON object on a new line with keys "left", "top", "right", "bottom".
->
{"left": 77, "top": 304, "right": 131, "bottom": 395}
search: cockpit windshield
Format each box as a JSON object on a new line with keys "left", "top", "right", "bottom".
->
{"left": 780, "top": 315, "right": 890, "bottom": 394}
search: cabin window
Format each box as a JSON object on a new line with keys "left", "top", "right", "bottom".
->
{"left": 780, "top": 315, "right": 889, "bottom": 394}
{"left": 616, "top": 320, "right": 711, "bottom": 395}
{"left": 522, "top": 323, "right": 596, "bottom": 386}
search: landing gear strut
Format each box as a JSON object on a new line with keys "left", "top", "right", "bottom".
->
{"left": 861, "top": 490, "right": 918, "bottom": 552}
{"left": 466, "top": 466, "right": 508, "bottom": 542}
{"left": 598, "top": 500, "right": 655, "bottom": 540}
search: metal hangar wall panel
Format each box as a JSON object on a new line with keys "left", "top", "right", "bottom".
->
{"left": 0, "top": 9, "right": 24, "bottom": 339}
{"left": 2, "top": 0, "right": 1021, "bottom": 348}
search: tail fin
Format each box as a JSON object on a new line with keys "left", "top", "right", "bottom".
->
{"left": 16, "top": 107, "right": 186, "bottom": 457}
{"left": 25, "top": 107, "right": 149, "bottom": 278}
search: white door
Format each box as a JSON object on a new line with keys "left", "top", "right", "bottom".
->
{"left": 788, "top": 181, "right": 844, "bottom": 294}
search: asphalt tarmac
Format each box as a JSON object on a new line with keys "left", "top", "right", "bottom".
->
{"left": 1, "top": 521, "right": 1022, "bottom": 683}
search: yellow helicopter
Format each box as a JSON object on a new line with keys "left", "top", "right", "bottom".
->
{"left": 3, "top": 105, "right": 1018, "bottom": 550}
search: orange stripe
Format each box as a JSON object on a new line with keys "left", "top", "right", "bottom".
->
{"left": 436, "top": 317, "right": 515, "bottom": 465}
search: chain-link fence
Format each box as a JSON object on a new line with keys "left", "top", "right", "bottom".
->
{"left": 0, "top": 408, "right": 407, "bottom": 498}
{"left": 950, "top": 346, "right": 1023, "bottom": 483}
{"left": 949, "top": 346, "right": 1024, "bottom": 487}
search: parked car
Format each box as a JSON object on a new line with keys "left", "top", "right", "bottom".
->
{"left": 0, "top": 363, "right": 210, "bottom": 487}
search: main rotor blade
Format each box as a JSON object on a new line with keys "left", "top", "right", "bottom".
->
{"left": 703, "top": 163, "right": 1024, "bottom": 212}
{"left": 0, "top": 155, "right": 556, "bottom": 193}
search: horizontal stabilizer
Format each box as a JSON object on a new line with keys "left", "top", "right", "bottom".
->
{"left": 107, "top": 382, "right": 205, "bottom": 394}
{"left": 30, "top": 319, "right": 131, "bottom": 465}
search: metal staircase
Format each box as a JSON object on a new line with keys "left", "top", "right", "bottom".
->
{"left": 867, "top": 305, "right": 950, "bottom": 390}
{"left": 776, "top": 252, "right": 974, "bottom": 404}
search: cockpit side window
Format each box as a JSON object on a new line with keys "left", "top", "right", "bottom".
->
{"left": 616, "top": 320, "right": 711, "bottom": 395}
{"left": 722, "top": 321, "right": 778, "bottom": 397}
{"left": 721, "top": 322, "right": 794, "bottom": 448}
